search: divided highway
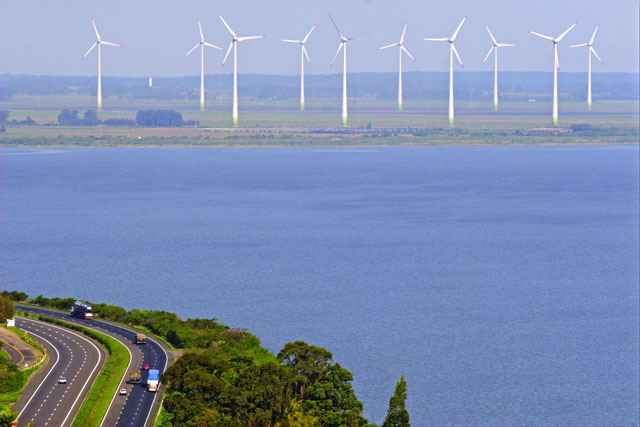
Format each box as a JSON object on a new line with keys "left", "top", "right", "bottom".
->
{"left": 17, "top": 305, "right": 171, "bottom": 427}
{"left": 14, "top": 316, "right": 105, "bottom": 427}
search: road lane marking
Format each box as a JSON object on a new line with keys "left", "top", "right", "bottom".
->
{"left": 18, "top": 317, "right": 104, "bottom": 427}
{"left": 0, "top": 337, "right": 25, "bottom": 366}
{"left": 16, "top": 327, "right": 60, "bottom": 422}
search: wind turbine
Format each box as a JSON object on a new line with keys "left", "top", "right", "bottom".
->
{"left": 185, "top": 20, "right": 223, "bottom": 111}
{"left": 218, "top": 13, "right": 266, "bottom": 127}
{"left": 422, "top": 15, "right": 467, "bottom": 126}
{"left": 482, "top": 25, "right": 516, "bottom": 111}
{"left": 281, "top": 25, "right": 316, "bottom": 111}
{"left": 378, "top": 22, "right": 416, "bottom": 111}
{"left": 329, "top": 14, "right": 364, "bottom": 127}
{"left": 568, "top": 25, "right": 602, "bottom": 110}
{"left": 528, "top": 22, "right": 577, "bottom": 125}
{"left": 82, "top": 19, "right": 121, "bottom": 111}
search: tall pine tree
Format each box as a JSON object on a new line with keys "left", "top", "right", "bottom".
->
{"left": 382, "top": 376, "right": 410, "bottom": 427}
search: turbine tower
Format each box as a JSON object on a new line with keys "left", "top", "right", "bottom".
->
{"left": 184, "top": 19, "right": 223, "bottom": 111}
{"left": 218, "top": 13, "right": 266, "bottom": 127}
{"left": 568, "top": 25, "right": 602, "bottom": 110}
{"left": 378, "top": 22, "right": 416, "bottom": 111}
{"left": 422, "top": 15, "right": 467, "bottom": 126}
{"left": 482, "top": 25, "right": 516, "bottom": 111}
{"left": 529, "top": 22, "right": 577, "bottom": 125}
{"left": 281, "top": 25, "right": 316, "bottom": 111}
{"left": 82, "top": 19, "right": 121, "bottom": 111}
{"left": 329, "top": 14, "right": 364, "bottom": 127}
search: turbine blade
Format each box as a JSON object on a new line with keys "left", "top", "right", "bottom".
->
{"left": 485, "top": 25, "right": 497, "bottom": 44}
{"left": 328, "top": 14, "right": 342, "bottom": 38}
{"left": 91, "top": 19, "right": 101, "bottom": 40}
{"left": 589, "top": 24, "right": 599, "bottom": 45}
{"left": 281, "top": 39, "right": 301, "bottom": 43}
{"left": 204, "top": 42, "right": 223, "bottom": 50}
{"left": 302, "top": 25, "right": 316, "bottom": 43}
{"left": 198, "top": 19, "right": 204, "bottom": 41}
{"left": 528, "top": 30, "right": 554, "bottom": 41}
{"left": 330, "top": 42, "right": 343, "bottom": 67}
{"left": 497, "top": 43, "right": 516, "bottom": 47}
{"left": 82, "top": 42, "right": 97, "bottom": 58}
{"left": 555, "top": 48, "right": 560, "bottom": 70}
{"left": 451, "top": 15, "right": 467, "bottom": 41}
{"left": 185, "top": 43, "right": 199, "bottom": 57}
{"left": 568, "top": 43, "right": 587, "bottom": 48}
{"left": 221, "top": 40, "right": 233, "bottom": 66}
{"left": 422, "top": 37, "right": 449, "bottom": 42}
{"left": 590, "top": 47, "right": 602, "bottom": 63}
{"left": 452, "top": 43, "right": 464, "bottom": 67}
{"left": 482, "top": 45, "right": 494, "bottom": 63}
{"left": 101, "top": 41, "right": 121, "bottom": 47}
{"left": 378, "top": 42, "right": 399, "bottom": 50}
{"left": 302, "top": 45, "right": 311, "bottom": 64}
{"left": 237, "top": 35, "right": 266, "bottom": 42}
{"left": 400, "top": 22, "right": 408, "bottom": 44}
{"left": 217, "top": 13, "right": 236, "bottom": 38}
{"left": 555, "top": 22, "right": 577, "bottom": 42}
{"left": 401, "top": 46, "right": 416, "bottom": 61}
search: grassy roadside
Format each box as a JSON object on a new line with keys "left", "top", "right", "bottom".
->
{"left": 0, "top": 365, "right": 40, "bottom": 411}
{"left": 19, "top": 312, "right": 130, "bottom": 427}
{"left": 0, "top": 327, "right": 46, "bottom": 412}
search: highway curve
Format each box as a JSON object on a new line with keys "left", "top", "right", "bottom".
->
{"left": 14, "top": 316, "right": 106, "bottom": 427}
{"left": 18, "top": 305, "right": 170, "bottom": 427}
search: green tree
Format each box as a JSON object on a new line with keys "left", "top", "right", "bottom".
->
{"left": 277, "top": 341, "right": 333, "bottom": 399}
{"left": 382, "top": 376, "right": 410, "bottom": 427}
{"left": 0, "top": 408, "right": 18, "bottom": 427}
{"left": 0, "top": 295, "right": 15, "bottom": 323}
{"left": 219, "top": 362, "right": 294, "bottom": 427}
{"left": 303, "top": 364, "right": 368, "bottom": 427}
{"left": 83, "top": 109, "right": 100, "bottom": 125}
{"left": 58, "top": 109, "right": 79, "bottom": 125}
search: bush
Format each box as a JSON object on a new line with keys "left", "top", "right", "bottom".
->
{"left": 571, "top": 123, "right": 593, "bottom": 132}
{"left": 102, "top": 118, "right": 136, "bottom": 127}
{"left": 135, "top": 109, "right": 183, "bottom": 127}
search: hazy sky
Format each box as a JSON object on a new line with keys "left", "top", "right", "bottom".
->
{"left": 1, "top": 0, "right": 639, "bottom": 77}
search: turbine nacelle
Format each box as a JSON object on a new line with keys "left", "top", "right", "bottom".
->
{"left": 83, "top": 19, "right": 121, "bottom": 59}
{"left": 217, "top": 13, "right": 266, "bottom": 67}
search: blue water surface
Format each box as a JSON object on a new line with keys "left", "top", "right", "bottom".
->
{"left": 1, "top": 145, "right": 638, "bottom": 426}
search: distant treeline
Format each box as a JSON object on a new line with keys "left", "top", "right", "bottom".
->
{"left": 54, "top": 109, "right": 197, "bottom": 127}
{"left": 1, "top": 72, "right": 638, "bottom": 101}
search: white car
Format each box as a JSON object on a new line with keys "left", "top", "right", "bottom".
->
{"left": 119, "top": 388, "right": 127, "bottom": 395}
{"left": 58, "top": 376, "right": 67, "bottom": 384}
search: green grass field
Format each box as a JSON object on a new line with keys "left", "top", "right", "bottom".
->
{"left": 2, "top": 94, "right": 638, "bottom": 146}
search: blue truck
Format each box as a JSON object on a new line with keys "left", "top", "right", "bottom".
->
{"left": 147, "top": 369, "right": 160, "bottom": 392}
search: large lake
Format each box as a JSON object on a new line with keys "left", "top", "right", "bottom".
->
{"left": 1, "top": 145, "right": 638, "bottom": 426}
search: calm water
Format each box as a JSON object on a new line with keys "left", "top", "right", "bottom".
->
{"left": 1, "top": 146, "right": 638, "bottom": 426}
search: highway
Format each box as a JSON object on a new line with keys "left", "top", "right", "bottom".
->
{"left": 0, "top": 329, "right": 36, "bottom": 369}
{"left": 14, "top": 316, "right": 105, "bottom": 427}
{"left": 17, "top": 305, "right": 170, "bottom": 427}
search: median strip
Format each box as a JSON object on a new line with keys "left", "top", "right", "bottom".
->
{"left": 19, "top": 312, "right": 130, "bottom": 427}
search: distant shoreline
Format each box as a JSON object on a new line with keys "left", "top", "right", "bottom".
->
{"left": 2, "top": 141, "right": 638, "bottom": 148}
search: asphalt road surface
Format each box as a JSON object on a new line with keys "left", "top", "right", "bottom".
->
{"left": 0, "top": 328, "right": 36, "bottom": 369}
{"left": 14, "top": 316, "right": 105, "bottom": 427}
{"left": 17, "top": 305, "right": 170, "bottom": 427}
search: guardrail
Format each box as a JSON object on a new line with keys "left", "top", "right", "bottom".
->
{"left": 15, "top": 312, "right": 47, "bottom": 370}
